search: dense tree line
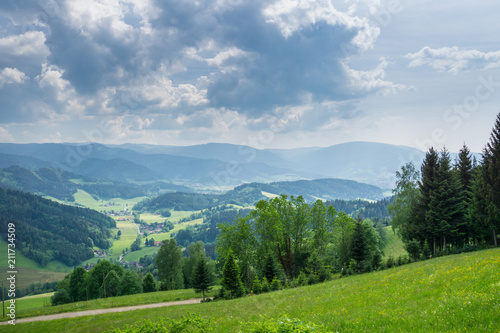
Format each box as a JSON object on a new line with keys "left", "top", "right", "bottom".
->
{"left": 0, "top": 187, "right": 115, "bottom": 266}
{"left": 390, "top": 113, "right": 500, "bottom": 254}
{"left": 133, "top": 187, "right": 265, "bottom": 212}
{"left": 325, "top": 198, "right": 392, "bottom": 221}
{"left": 1, "top": 281, "right": 58, "bottom": 300}
{"left": 51, "top": 260, "right": 158, "bottom": 305}
{"left": 215, "top": 196, "right": 385, "bottom": 291}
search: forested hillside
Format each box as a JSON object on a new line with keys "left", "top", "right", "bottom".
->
{"left": 0, "top": 166, "right": 192, "bottom": 200}
{"left": 0, "top": 187, "right": 116, "bottom": 266}
{"left": 133, "top": 186, "right": 265, "bottom": 211}
{"left": 237, "top": 178, "right": 386, "bottom": 201}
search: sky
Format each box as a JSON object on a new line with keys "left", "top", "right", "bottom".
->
{"left": 0, "top": 0, "right": 499, "bottom": 153}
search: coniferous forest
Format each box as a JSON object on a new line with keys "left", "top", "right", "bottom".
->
{"left": 390, "top": 113, "right": 500, "bottom": 253}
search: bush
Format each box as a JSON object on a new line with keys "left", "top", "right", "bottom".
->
{"left": 297, "top": 271, "right": 308, "bottom": 286}
{"left": 106, "top": 313, "right": 211, "bottom": 332}
{"left": 252, "top": 277, "right": 262, "bottom": 294}
{"left": 261, "top": 277, "right": 270, "bottom": 293}
{"left": 270, "top": 276, "right": 282, "bottom": 291}
{"left": 318, "top": 266, "right": 331, "bottom": 282}
{"left": 386, "top": 255, "right": 395, "bottom": 268}
{"left": 51, "top": 289, "right": 71, "bottom": 306}
{"left": 307, "top": 273, "right": 319, "bottom": 285}
{"left": 246, "top": 315, "right": 326, "bottom": 333}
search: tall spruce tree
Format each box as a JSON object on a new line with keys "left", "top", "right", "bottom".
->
{"left": 455, "top": 143, "right": 474, "bottom": 245}
{"left": 192, "top": 255, "right": 214, "bottom": 302}
{"left": 470, "top": 164, "right": 491, "bottom": 244}
{"left": 477, "top": 112, "right": 500, "bottom": 245}
{"left": 221, "top": 251, "right": 244, "bottom": 298}
{"left": 263, "top": 254, "right": 279, "bottom": 282}
{"left": 414, "top": 147, "right": 440, "bottom": 253}
{"left": 350, "top": 217, "right": 369, "bottom": 273}
{"left": 427, "top": 149, "right": 466, "bottom": 250}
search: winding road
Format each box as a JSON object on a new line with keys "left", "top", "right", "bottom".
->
{"left": 0, "top": 298, "right": 203, "bottom": 326}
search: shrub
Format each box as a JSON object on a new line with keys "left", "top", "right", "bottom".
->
{"left": 51, "top": 289, "right": 71, "bottom": 306}
{"left": 246, "top": 315, "right": 328, "bottom": 333}
{"left": 106, "top": 313, "right": 211, "bottom": 332}
{"left": 252, "top": 277, "right": 262, "bottom": 294}
{"left": 386, "top": 255, "right": 395, "bottom": 268}
{"left": 297, "top": 271, "right": 308, "bottom": 286}
{"left": 261, "top": 277, "right": 270, "bottom": 293}
{"left": 270, "top": 276, "right": 282, "bottom": 291}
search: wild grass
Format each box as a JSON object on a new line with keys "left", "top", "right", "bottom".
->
{"left": 4, "top": 248, "right": 499, "bottom": 332}
{"left": 383, "top": 226, "right": 408, "bottom": 259}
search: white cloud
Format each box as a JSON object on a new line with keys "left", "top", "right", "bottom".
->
{"left": 263, "top": 0, "right": 380, "bottom": 52}
{"left": 35, "top": 64, "right": 86, "bottom": 116}
{"left": 0, "top": 126, "right": 15, "bottom": 142}
{"left": 0, "top": 68, "right": 29, "bottom": 88}
{"left": 406, "top": 46, "right": 500, "bottom": 74}
{"left": 342, "top": 58, "right": 406, "bottom": 95}
{"left": 63, "top": 0, "right": 135, "bottom": 42}
{"left": 0, "top": 31, "right": 49, "bottom": 58}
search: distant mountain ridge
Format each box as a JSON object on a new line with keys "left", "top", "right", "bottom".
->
{"left": 0, "top": 141, "right": 473, "bottom": 188}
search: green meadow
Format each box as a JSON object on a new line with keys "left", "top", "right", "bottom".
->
{"left": 383, "top": 226, "right": 408, "bottom": 259}
{"left": 0, "top": 238, "right": 71, "bottom": 288}
{"left": 4, "top": 248, "right": 499, "bottom": 332}
{"left": 73, "top": 189, "right": 147, "bottom": 212}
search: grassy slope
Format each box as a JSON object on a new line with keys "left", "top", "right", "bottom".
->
{"left": 6, "top": 248, "right": 500, "bottom": 332}
{"left": 0, "top": 238, "right": 70, "bottom": 289}
{"left": 383, "top": 226, "right": 408, "bottom": 259}
{"left": 73, "top": 189, "right": 147, "bottom": 212}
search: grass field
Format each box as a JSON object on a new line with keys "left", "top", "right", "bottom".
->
{"left": 383, "top": 226, "right": 408, "bottom": 259}
{"left": 73, "top": 189, "right": 147, "bottom": 213}
{"left": 15, "top": 293, "right": 54, "bottom": 311}
{"left": 4, "top": 248, "right": 499, "bottom": 332}
{"left": 122, "top": 246, "right": 159, "bottom": 261}
{"left": 0, "top": 238, "right": 71, "bottom": 288}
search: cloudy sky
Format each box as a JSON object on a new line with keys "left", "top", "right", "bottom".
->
{"left": 0, "top": 0, "right": 499, "bottom": 152}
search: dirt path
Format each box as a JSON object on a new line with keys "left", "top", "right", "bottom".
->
{"left": 0, "top": 298, "right": 203, "bottom": 325}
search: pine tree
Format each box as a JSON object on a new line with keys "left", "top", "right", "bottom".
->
{"left": 422, "top": 239, "right": 431, "bottom": 259}
{"left": 414, "top": 147, "right": 440, "bottom": 253}
{"left": 192, "top": 255, "right": 214, "bottom": 302}
{"left": 455, "top": 144, "right": 474, "bottom": 245}
{"left": 263, "top": 254, "right": 278, "bottom": 282}
{"left": 427, "top": 149, "right": 466, "bottom": 250}
{"left": 350, "top": 217, "right": 369, "bottom": 273}
{"left": 221, "top": 251, "right": 244, "bottom": 298}
{"left": 252, "top": 277, "right": 262, "bottom": 294}
{"left": 474, "top": 112, "right": 500, "bottom": 246}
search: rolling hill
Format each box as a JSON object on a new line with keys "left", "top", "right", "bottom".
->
{"left": 0, "top": 186, "right": 116, "bottom": 266}
{"left": 0, "top": 166, "right": 193, "bottom": 200}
